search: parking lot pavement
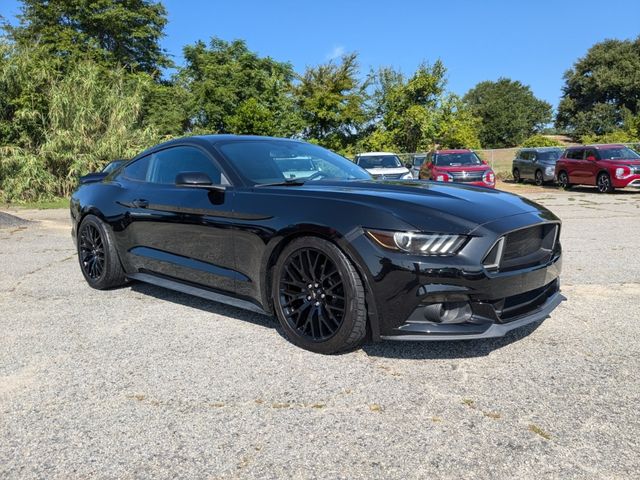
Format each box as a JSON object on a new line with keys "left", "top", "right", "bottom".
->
{"left": 1, "top": 189, "right": 639, "bottom": 479}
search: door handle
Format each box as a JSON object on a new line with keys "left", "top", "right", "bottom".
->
{"left": 132, "top": 199, "right": 149, "bottom": 208}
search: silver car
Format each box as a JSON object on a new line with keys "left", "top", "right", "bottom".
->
{"left": 512, "top": 147, "right": 563, "bottom": 186}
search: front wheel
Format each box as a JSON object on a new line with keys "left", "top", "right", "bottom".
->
{"left": 535, "top": 170, "right": 544, "bottom": 186}
{"left": 513, "top": 168, "right": 522, "bottom": 183}
{"left": 597, "top": 172, "right": 614, "bottom": 193}
{"left": 272, "top": 237, "right": 367, "bottom": 354}
{"left": 558, "top": 171, "right": 571, "bottom": 190}
{"left": 77, "top": 214, "right": 127, "bottom": 289}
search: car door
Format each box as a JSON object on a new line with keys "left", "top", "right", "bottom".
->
{"left": 521, "top": 151, "right": 533, "bottom": 179}
{"left": 566, "top": 148, "right": 585, "bottom": 183}
{"left": 123, "top": 145, "right": 240, "bottom": 294}
{"left": 583, "top": 148, "right": 599, "bottom": 185}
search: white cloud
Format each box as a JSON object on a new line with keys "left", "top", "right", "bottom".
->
{"left": 326, "top": 45, "right": 345, "bottom": 61}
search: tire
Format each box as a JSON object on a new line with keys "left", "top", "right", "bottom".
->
{"left": 558, "top": 171, "right": 571, "bottom": 190}
{"left": 77, "top": 214, "right": 127, "bottom": 290}
{"left": 535, "top": 170, "right": 544, "bottom": 186}
{"left": 272, "top": 237, "right": 367, "bottom": 354}
{"left": 596, "top": 172, "right": 614, "bottom": 193}
{"left": 513, "top": 168, "right": 522, "bottom": 183}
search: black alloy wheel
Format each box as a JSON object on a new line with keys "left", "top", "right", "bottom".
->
{"left": 558, "top": 171, "right": 571, "bottom": 190}
{"left": 597, "top": 172, "right": 614, "bottom": 193}
{"left": 79, "top": 223, "right": 105, "bottom": 280}
{"left": 77, "top": 214, "right": 127, "bottom": 289}
{"left": 535, "top": 170, "right": 544, "bottom": 186}
{"left": 279, "top": 247, "right": 345, "bottom": 340}
{"left": 513, "top": 168, "right": 521, "bottom": 183}
{"left": 273, "top": 237, "right": 367, "bottom": 354}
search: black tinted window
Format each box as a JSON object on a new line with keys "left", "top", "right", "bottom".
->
{"left": 148, "top": 146, "right": 222, "bottom": 185}
{"left": 123, "top": 155, "right": 151, "bottom": 181}
{"left": 568, "top": 149, "right": 584, "bottom": 160}
{"left": 536, "top": 150, "right": 561, "bottom": 161}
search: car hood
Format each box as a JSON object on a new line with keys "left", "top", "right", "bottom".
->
{"left": 432, "top": 164, "right": 491, "bottom": 172}
{"left": 266, "top": 180, "right": 555, "bottom": 234}
{"left": 365, "top": 167, "right": 410, "bottom": 175}
{"left": 601, "top": 158, "right": 640, "bottom": 166}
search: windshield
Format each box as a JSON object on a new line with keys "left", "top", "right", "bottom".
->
{"left": 357, "top": 155, "right": 402, "bottom": 169}
{"left": 536, "top": 150, "right": 562, "bottom": 161}
{"left": 218, "top": 140, "right": 371, "bottom": 185}
{"left": 102, "top": 160, "right": 125, "bottom": 173}
{"left": 434, "top": 152, "right": 482, "bottom": 166}
{"left": 598, "top": 147, "right": 640, "bottom": 160}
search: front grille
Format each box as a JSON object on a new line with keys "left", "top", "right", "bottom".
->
{"left": 493, "top": 279, "right": 559, "bottom": 322}
{"left": 449, "top": 171, "right": 485, "bottom": 182}
{"left": 503, "top": 225, "right": 544, "bottom": 261}
{"left": 381, "top": 173, "right": 405, "bottom": 179}
{"left": 483, "top": 223, "right": 559, "bottom": 272}
{"left": 633, "top": 166, "right": 640, "bottom": 175}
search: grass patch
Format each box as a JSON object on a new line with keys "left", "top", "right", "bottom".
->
{"left": 2, "top": 197, "right": 69, "bottom": 210}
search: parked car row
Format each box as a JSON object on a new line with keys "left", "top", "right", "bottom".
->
{"left": 356, "top": 149, "right": 497, "bottom": 189}
{"left": 354, "top": 143, "right": 640, "bottom": 193}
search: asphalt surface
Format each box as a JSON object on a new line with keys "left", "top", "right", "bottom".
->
{"left": 1, "top": 185, "right": 639, "bottom": 479}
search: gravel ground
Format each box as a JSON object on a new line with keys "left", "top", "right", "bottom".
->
{"left": 1, "top": 187, "right": 639, "bottom": 479}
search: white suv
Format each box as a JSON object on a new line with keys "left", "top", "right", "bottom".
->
{"left": 354, "top": 152, "right": 412, "bottom": 180}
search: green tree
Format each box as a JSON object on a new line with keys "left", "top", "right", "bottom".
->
{"left": 7, "top": 0, "right": 170, "bottom": 74}
{"left": 464, "top": 78, "right": 552, "bottom": 148}
{"left": 181, "top": 37, "right": 301, "bottom": 136}
{"left": 295, "top": 53, "right": 368, "bottom": 153}
{"left": 362, "top": 61, "right": 480, "bottom": 152}
{"left": 140, "top": 79, "right": 191, "bottom": 137}
{"left": 556, "top": 37, "right": 640, "bottom": 136}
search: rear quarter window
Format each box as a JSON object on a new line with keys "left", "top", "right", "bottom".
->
{"left": 122, "top": 155, "right": 151, "bottom": 181}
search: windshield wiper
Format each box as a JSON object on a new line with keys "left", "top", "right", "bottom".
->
{"left": 255, "top": 178, "right": 306, "bottom": 187}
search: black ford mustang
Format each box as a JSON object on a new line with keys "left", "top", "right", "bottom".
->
{"left": 71, "top": 135, "right": 563, "bottom": 354}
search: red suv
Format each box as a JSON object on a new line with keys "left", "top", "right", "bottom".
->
{"left": 555, "top": 144, "right": 640, "bottom": 193}
{"left": 419, "top": 149, "right": 496, "bottom": 188}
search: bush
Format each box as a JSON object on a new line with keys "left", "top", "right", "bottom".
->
{"left": 519, "top": 134, "right": 563, "bottom": 148}
{"left": 0, "top": 49, "right": 160, "bottom": 201}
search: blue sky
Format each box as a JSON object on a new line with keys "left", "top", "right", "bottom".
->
{"left": 2, "top": 0, "right": 639, "bottom": 108}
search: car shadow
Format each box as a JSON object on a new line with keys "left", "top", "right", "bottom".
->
{"left": 129, "top": 281, "right": 278, "bottom": 332}
{"left": 129, "top": 281, "right": 546, "bottom": 360}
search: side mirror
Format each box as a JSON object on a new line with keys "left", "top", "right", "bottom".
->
{"left": 176, "top": 172, "right": 226, "bottom": 191}
{"left": 586, "top": 155, "right": 597, "bottom": 161}
{"left": 405, "top": 162, "right": 413, "bottom": 169}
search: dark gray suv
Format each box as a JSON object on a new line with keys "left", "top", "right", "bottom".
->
{"left": 512, "top": 147, "right": 563, "bottom": 186}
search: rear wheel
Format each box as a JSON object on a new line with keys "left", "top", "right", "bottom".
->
{"left": 535, "top": 170, "right": 544, "bottom": 186}
{"left": 558, "top": 171, "right": 571, "bottom": 190}
{"left": 77, "top": 214, "right": 127, "bottom": 289}
{"left": 513, "top": 168, "right": 522, "bottom": 183}
{"left": 272, "top": 237, "right": 367, "bottom": 354}
{"left": 597, "top": 172, "right": 614, "bottom": 193}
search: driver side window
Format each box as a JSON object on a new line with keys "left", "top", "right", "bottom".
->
{"left": 147, "top": 146, "right": 226, "bottom": 185}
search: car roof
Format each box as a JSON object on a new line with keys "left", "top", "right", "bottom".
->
{"left": 356, "top": 152, "right": 398, "bottom": 156}
{"left": 520, "top": 147, "right": 563, "bottom": 151}
{"left": 134, "top": 134, "right": 306, "bottom": 158}
{"left": 567, "top": 144, "right": 626, "bottom": 150}
{"left": 434, "top": 149, "right": 472, "bottom": 154}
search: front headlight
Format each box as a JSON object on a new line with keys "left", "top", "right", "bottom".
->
{"left": 366, "top": 229, "right": 468, "bottom": 255}
{"left": 401, "top": 172, "right": 413, "bottom": 179}
{"left": 545, "top": 166, "right": 554, "bottom": 176}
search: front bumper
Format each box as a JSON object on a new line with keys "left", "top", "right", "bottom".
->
{"left": 348, "top": 212, "right": 563, "bottom": 340}
{"left": 381, "top": 281, "right": 563, "bottom": 341}
{"left": 617, "top": 177, "right": 640, "bottom": 188}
